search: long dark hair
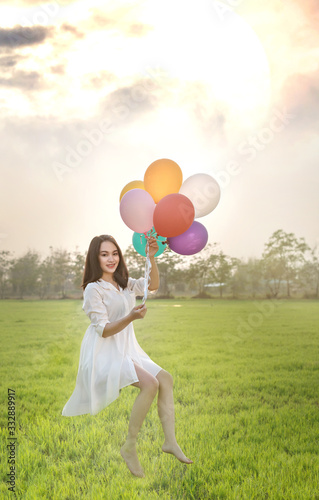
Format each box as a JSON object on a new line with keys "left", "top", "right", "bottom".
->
{"left": 82, "top": 235, "right": 129, "bottom": 290}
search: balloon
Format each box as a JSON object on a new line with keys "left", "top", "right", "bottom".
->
{"left": 144, "top": 158, "right": 183, "bottom": 203}
{"left": 132, "top": 229, "right": 167, "bottom": 257}
{"left": 119, "top": 180, "right": 144, "bottom": 201}
{"left": 179, "top": 173, "right": 220, "bottom": 218}
{"left": 120, "top": 189, "right": 155, "bottom": 233}
{"left": 168, "top": 221, "right": 208, "bottom": 255}
{"left": 153, "top": 193, "right": 195, "bottom": 237}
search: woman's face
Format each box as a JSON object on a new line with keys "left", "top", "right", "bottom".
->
{"left": 98, "top": 241, "right": 120, "bottom": 278}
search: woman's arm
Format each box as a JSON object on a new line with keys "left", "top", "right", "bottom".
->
{"left": 149, "top": 256, "right": 159, "bottom": 291}
{"left": 147, "top": 238, "right": 160, "bottom": 291}
{"left": 102, "top": 304, "right": 147, "bottom": 338}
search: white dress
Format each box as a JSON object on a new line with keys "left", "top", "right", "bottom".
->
{"left": 62, "top": 277, "right": 162, "bottom": 416}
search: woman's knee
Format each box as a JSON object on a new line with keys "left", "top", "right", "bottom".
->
{"left": 157, "top": 369, "right": 173, "bottom": 388}
{"left": 134, "top": 363, "right": 159, "bottom": 394}
{"left": 143, "top": 374, "right": 159, "bottom": 394}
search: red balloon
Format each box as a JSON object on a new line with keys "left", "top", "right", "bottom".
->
{"left": 153, "top": 193, "right": 195, "bottom": 237}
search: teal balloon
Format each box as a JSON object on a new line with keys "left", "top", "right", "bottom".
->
{"left": 132, "top": 229, "right": 167, "bottom": 257}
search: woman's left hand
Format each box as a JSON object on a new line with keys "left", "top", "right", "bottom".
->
{"left": 147, "top": 237, "right": 159, "bottom": 258}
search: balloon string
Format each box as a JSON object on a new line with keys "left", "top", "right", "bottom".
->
{"left": 142, "top": 240, "right": 152, "bottom": 304}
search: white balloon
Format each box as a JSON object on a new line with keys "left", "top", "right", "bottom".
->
{"left": 179, "top": 173, "right": 220, "bottom": 218}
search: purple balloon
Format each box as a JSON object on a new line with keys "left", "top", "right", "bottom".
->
{"left": 167, "top": 221, "right": 208, "bottom": 255}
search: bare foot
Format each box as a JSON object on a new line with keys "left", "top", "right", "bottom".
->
{"left": 162, "top": 442, "right": 193, "bottom": 464}
{"left": 120, "top": 442, "right": 145, "bottom": 478}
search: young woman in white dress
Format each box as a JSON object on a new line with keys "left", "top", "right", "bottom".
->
{"left": 62, "top": 234, "right": 192, "bottom": 477}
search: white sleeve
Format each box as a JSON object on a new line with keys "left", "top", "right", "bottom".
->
{"left": 82, "top": 284, "right": 110, "bottom": 337}
{"left": 127, "top": 277, "right": 146, "bottom": 297}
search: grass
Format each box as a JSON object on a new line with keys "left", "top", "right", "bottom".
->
{"left": 0, "top": 299, "right": 319, "bottom": 499}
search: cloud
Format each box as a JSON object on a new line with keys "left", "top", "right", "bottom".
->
{"left": 0, "top": 69, "right": 47, "bottom": 90}
{"left": 126, "top": 23, "right": 152, "bottom": 38}
{"left": 176, "top": 81, "right": 229, "bottom": 143}
{"left": 82, "top": 70, "right": 118, "bottom": 89}
{"left": 50, "top": 64, "right": 67, "bottom": 75}
{"left": 96, "top": 75, "right": 238, "bottom": 150}
{"left": 0, "top": 25, "right": 53, "bottom": 49}
{"left": 60, "top": 23, "right": 85, "bottom": 39}
{"left": 0, "top": 55, "right": 23, "bottom": 68}
{"left": 288, "top": 1, "right": 319, "bottom": 50}
{"left": 100, "top": 79, "right": 160, "bottom": 121}
{"left": 86, "top": 8, "right": 153, "bottom": 38}
{"left": 0, "top": 22, "right": 85, "bottom": 96}
{"left": 294, "top": 0, "right": 319, "bottom": 26}
{"left": 281, "top": 69, "right": 319, "bottom": 127}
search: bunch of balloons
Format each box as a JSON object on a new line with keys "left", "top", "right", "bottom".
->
{"left": 119, "top": 159, "right": 220, "bottom": 256}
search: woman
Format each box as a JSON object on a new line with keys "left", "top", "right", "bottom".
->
{"left": 62, "top": 234, "right": 192, "bottom": 477}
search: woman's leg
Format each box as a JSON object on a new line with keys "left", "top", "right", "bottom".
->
{"left": 156, "top": 369, "right": 193, "bottom": 464}
{"left": 120, "top": 362, "right": 159, "bottom": 477}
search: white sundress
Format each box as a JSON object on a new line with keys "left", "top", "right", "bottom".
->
{"left": 62, "top": 277, "right": 162, "bottom": 416}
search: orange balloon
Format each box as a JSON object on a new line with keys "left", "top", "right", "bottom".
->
{"left": 119, "top": 180, "right": 144, "bottom": 201}
{"left": 144, "top": 159, "right": 183, "bottom": 203}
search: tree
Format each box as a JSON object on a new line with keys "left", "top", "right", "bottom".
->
{"left": 50, "top": 247, "right": 72, "bottom": 298}
{"left": 298, "top": 246, "right": 319, "bottom": 298}
{"left": 212, "top": 252, "right": 236, "bottom": 298}
{"left": 0, "top": 250, "right": 13, "bottom": 299}
{"left": 229, "top": 259, "right": 247, "bottom": 298}
{"left": 156, "top": 249, "right": 183, "bottom": 296}
{"left": 246, "top": 258, "right": 264, "bottom": 298}
{"left": 124, "top": 245, "right": 146, "bottom": 279}
{"left": 70, "top": 248, "right": 86, "bottom": 290}
{"left": 262, "top": 229, "right": 310, "bottom": 298}
{"left": 124, "top": 244, "right": 183, "bottom": 296}
{"left": 38, "top": 253, "right": 54, "bottom": 299}
{"left": 10, "top": 250, "right": 41, "bottom": 298}
{"left": 229, "top": 258, "right": 265, "bottom": 299}
{"left": 186, "top": 244, "right": 219, "bottom": 297}
{"left": 243, "top": 259, "right": 263, "bottom": 298}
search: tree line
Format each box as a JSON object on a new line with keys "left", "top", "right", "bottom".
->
{"left": 0, "top": 230, "right": 318, "bottom": 300}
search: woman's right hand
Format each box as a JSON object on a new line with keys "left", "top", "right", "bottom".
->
{"left": 102, "top": 304, "right": 147, "bottom": 338}
{"left": 130, "top": 304, "right": 147, "bottom": 320}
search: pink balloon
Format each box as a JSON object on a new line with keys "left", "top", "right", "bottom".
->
{"left": 120, "top": 189, "right": 155, "bottom": 233}
{"left": 167, "top": 221, "right": 208, "bottom": 255}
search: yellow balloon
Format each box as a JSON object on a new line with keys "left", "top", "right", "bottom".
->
{"left": 119, "top": 180, "right": 145, "bottom": 201}
{"left": 144, "top": 159, "right": 183, "bottom": 203}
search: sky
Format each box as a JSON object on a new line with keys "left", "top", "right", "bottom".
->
{"left": 0, "top": 0, "right": 318, "bottom": 261}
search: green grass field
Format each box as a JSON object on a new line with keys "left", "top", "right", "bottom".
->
{"left": 1, "top": 299, "right": 319, "bottom": 499}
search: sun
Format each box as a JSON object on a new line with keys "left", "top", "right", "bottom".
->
{"left": 132, "top": 0, "right": 271, "bottom": 128}
{"left": 69, "top": 0, "right": 271, "bottom": 127}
